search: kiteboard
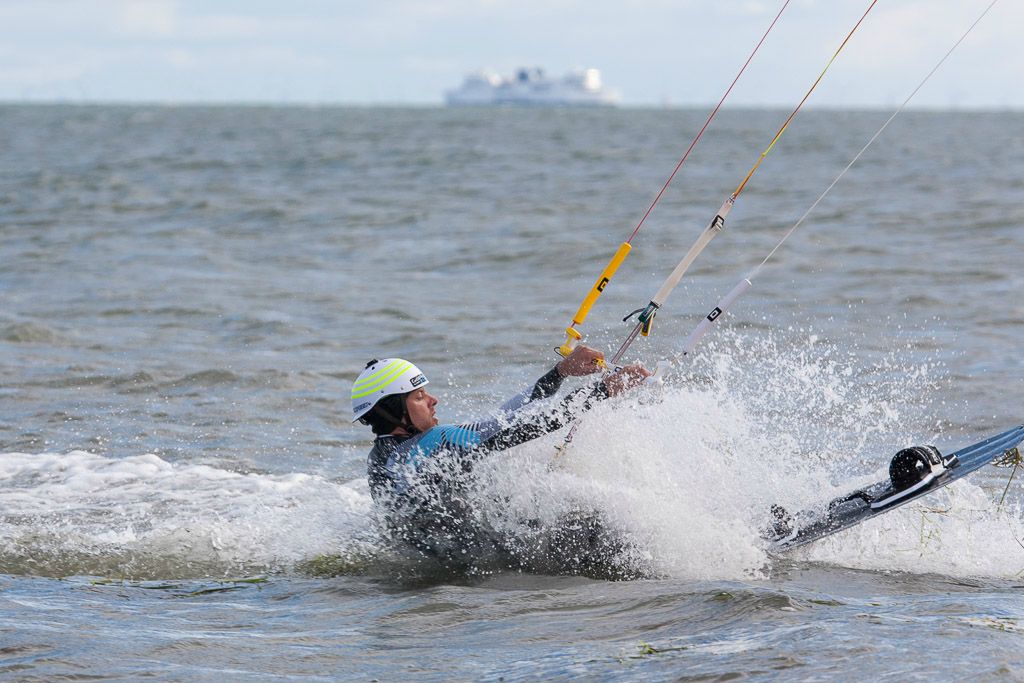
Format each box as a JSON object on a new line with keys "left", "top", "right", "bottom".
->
{"left": 765, "top": 424, "right": 1024, "bottom": 552}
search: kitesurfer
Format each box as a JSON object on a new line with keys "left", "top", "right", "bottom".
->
{"left": 352, "top": 347, "right": 649, "bottom": 566}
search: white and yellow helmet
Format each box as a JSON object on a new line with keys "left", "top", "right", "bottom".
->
{"left": 351, "top": 358, "right": 429, "bottom": 422}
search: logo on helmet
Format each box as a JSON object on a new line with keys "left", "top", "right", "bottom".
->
{"left": 410, "top": 374, "right": 427, "bottom": 387}
{"left": 354, "top": 401, "right": 372, "bottom": 413}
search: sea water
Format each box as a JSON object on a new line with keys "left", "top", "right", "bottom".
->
{"left": 2, "top": 104, "right": 1024, "bottom": 680}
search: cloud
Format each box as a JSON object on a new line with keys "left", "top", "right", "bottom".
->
{"left": 0, "top": 58, "right": 96, "bottom": 88}
{"left": 163, "top": 48, "right": 195, "bottom": 68}
{"left": 0, "top": 0, "right": 1018, "bottom": 105}
{"left": 114, "top": 0, "right": 178, "bottom": 37}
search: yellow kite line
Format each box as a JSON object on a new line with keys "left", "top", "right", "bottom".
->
{"left": 555, "top": 0, "right": 794, "bottom": 360}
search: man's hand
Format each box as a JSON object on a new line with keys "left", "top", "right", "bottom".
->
{"left": 602, "top": 363, "right": 651, "bottom": 396}
{"left": 556, "top": 345, "right": 605, "bottom": 377}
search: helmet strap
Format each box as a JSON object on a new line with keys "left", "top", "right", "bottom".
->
{"left": 371, "top": 400, "right": 419, "bottom": 436}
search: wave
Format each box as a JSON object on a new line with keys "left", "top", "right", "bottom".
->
{"left": 1, "top": 322, "right": 65, "bottom": 344}
{"left": 2, "top": 334, "right": 1020, "bottom": 582}
{"left": 0, "top": 451, "right": 377, "bottom": 580}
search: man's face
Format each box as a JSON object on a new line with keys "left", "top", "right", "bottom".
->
{"left": 405, "top": 388, "right": 439, "bottom": 432}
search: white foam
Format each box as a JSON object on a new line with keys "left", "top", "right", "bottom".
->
{"left": 474, "top": 382, "right": 812, "bottom": 580}
{"left": 0, "top": 450, "right": 377, "bottom": 578}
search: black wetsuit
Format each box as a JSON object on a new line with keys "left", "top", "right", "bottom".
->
{"left": 365, "top": 366, "right": 607, "bottom": 563}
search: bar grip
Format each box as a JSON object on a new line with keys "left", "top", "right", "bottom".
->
{"left": 571, "top": 242, "right": 632, "bottom": 325}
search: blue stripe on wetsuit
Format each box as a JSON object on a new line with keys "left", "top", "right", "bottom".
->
{"left": 408, "top": 425, "right": 483, "bottom": 465}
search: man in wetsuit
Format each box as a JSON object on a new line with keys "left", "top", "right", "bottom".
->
{"left": 352, "top": 347, "right": 649, "bottom": 565}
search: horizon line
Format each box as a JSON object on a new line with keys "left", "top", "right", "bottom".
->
{"left": 1, "top": 99, "right": 1020, "bottom": 113}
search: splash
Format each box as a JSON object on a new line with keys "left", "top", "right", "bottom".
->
{"left": 470, "top": 329, "right": 1020, "bottom": 581}
{"left": 2, "top": 332, "right": 1018, "bottom": 582}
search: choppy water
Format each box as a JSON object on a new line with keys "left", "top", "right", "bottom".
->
{"left": 2, "top": 104, "right": 1024, "bottom": 680}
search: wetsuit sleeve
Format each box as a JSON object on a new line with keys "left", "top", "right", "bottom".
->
{"left": 479, "top": 381, "right": 608, "bottom": 451}
{"left": 467, "top": 366, "right": 608, "bottom": 451}
{"left": 530, "top": 366, "right": 565, "bottom": 401}
{"left": 494, "top": 366, "right": 565, "bottom": 416}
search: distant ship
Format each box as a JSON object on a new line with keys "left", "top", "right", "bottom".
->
{"left": 445, "top": 67, "right": 621, "bottom": 107}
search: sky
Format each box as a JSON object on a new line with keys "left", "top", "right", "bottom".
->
{"left": 0, "top": 0, "right": 1019, "bottom": 108}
